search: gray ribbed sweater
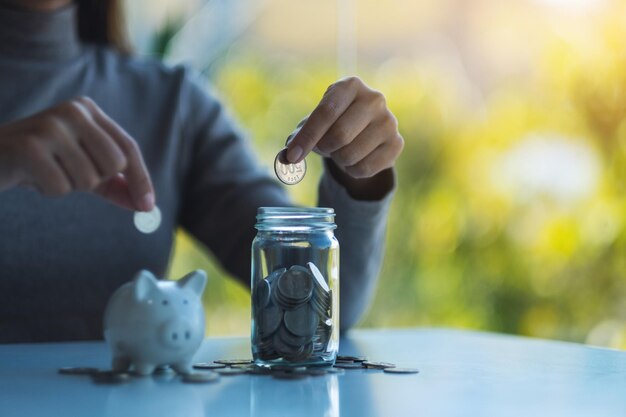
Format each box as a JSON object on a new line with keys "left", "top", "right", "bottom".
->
{"left": 0, "top": 5, "right": 393, "bottom": 342}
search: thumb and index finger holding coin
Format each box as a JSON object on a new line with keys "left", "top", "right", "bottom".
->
{"left": 15, "top": 97, "right": 156, "bottom": 214}
{"left": 76, "top": 107, "right": 162, "bottom": 234}
{"left": 285, "top": 76, "right": 403, "bottom": 180}
{"left": 74, "top": 97, "right": 155, "bottom": 213}
{"left": 74, "top": 97, "right": 161, "bottom": 233}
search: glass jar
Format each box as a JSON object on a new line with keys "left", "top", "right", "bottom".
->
{"left": 251, "top": 207, "right": 339, "bottom": 368}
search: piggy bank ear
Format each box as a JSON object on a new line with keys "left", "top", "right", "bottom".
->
{"left": 132, "top": 270, "right": 159, "bottom": 301}
{"left": 177, "top": 270, "right": 207, "bottom": 296}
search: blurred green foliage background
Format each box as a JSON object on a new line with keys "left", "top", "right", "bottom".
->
{"left": 130, "top": 0, "right": 626, "bottom": 348}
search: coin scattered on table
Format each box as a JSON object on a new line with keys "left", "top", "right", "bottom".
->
{"left": 307, "top": 369, "right": 328, "bottom": 376}
{"left": 153, "top": 366, "right": 175, "bottom": 376}
{"left": 182, "top": 371, "right": 220, "bottom": 383}
{"left": 383, "top": 367, "right": 420, "bottom": 374}
{"left": 153, "top": 367, "right": 177, "bottom": 379}
{"left": 333, "top": 362, "right": 363, "bottom": 369}
{"left": 274, "top": 147, "right": 306, "bottom": 185}
{"left": 362, "top": 361, "right": 396, "bottom": 369}
{"left": 337, "top": 355, "right": 367, "bottom": 363}
{"left": 58, "top": 367, "right": 99, "bottom": 375}
{"left": 247, "top": 366, "right": 273, "bottom": 375}
{"left": 214, "top": 359, "right": 253, "bottom": 366}
{"left": 214, "top": 367, "right": 248, "bottom": 376}
{"left": 231, "top": 364, "right": 255, "bottom": 370}
{"left": 193, "top": 362, "right": 227, "bottom": 370}
{"left": 91, "top": 370, "right": 132, "bottom": 384}
{"left": 133, "top": 205, "right": 161, "bottom": 234}
{"left": 59, "top": 357, "right": 415, "bottom": 384}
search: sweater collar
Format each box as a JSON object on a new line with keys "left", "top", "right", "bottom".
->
{"left": 0, "top": 3, "right": 81, "bottom": 63}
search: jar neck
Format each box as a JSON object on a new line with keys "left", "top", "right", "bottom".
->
{"left": 255, "top": 207, "right": 336, "bottom": 232}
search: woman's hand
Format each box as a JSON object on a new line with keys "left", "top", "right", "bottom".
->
{"left": 0, "top": 97, "right": 154, "bottom": 211}
{"left": 286, "top": 76, "right": 403, "bottom": 199}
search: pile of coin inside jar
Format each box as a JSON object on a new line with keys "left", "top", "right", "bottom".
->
{"left": 253, "top": 262, "right": 332, "bottom": 363}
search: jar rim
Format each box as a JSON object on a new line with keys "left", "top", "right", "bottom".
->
{"left": 257, "top": 207, "right": 334, "bottom": 215}
{"left": 255, "top": 207, "right": 336, "bottom": 231}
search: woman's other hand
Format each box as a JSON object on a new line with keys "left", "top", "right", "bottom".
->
{"left": 0, "top": 96, "right": 154, "bottom": 211}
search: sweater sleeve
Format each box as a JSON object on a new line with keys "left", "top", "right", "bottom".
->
{"left": 177, "top": 73, "right": 291, "bottom": 285}
{"left": 318, "top": 168, "right": 394, "bottom": 331}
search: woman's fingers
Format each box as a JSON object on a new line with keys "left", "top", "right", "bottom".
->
{"left": 287, "top": 75, "right": 403, "bottom": 184}
{"left": 76, "top": 97, "right": 154, "bottom": 211}
{"left": 315, "top": 98, "right": 374, "bottom": 155}
{"left": 0, "top": 97, "right": 154, "bottom": 211}
{"left": 286, "top": 77, "right": 360, "bottom": 163}
{"left": 73, "top": 122, "right": 127, "bottom": 179}
{"left": 105, "top": 127, "right": 154, "bottom": 211}
{"left": 22, "top": 142, "right": 72, "bottom": 197}
{"left": 53, "top": 141, "right": 101, "bottom": 191}
{"left": 44, "top": 113, "right": 100, "bottom": 191}
{"left": 329, "top": 122, "right": 386, "bottom": 168}
{"left": 94, "top": 174, "right": 136, "bottom": 211}
{"left": 344, "top": 136, "right": 403, "bottom": 179}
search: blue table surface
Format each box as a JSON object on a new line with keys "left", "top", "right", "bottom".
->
{"left": 0, "top": 328, "right": 624, "bottom": 417}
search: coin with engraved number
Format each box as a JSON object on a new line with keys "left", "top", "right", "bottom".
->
{"left": 182, "top": 371, "right": 220, "bottom": 383}
{"left": 383, "top": 367, "right": 419, "bottom": 374}
{"left": 274, "top": 147, "right": 306, "bottom": 185}
{"left": 134, "top": 205, "right": 161, "bottom": 234}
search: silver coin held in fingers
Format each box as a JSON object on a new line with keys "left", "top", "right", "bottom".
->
{"left": 134, "top": 205, "right": 162, "bottom": 234}
{"left": 274, "top": 147, "right": 306, "bottom": 185}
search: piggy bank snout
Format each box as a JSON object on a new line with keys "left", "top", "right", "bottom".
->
{"left": 159, "top": 319, "right": 195, "bottom": 349}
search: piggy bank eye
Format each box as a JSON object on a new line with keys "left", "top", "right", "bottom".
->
{"left": 183, "top": 299, "right": 188, "bottom": 305}
{"left": 162, "top": 300, "right": 169, "bottom": 306}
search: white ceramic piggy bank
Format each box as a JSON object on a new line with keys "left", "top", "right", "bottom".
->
{"left": 103, "top": 269, "right": 207, "bottom": 376}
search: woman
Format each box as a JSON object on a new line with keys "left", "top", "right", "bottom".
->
{"left": 0, "top": 0, "right": 403, "bottom": 342}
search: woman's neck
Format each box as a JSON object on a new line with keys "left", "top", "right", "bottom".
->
{"left": 0, "top": 1, "right": 82, "bottom": 63}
